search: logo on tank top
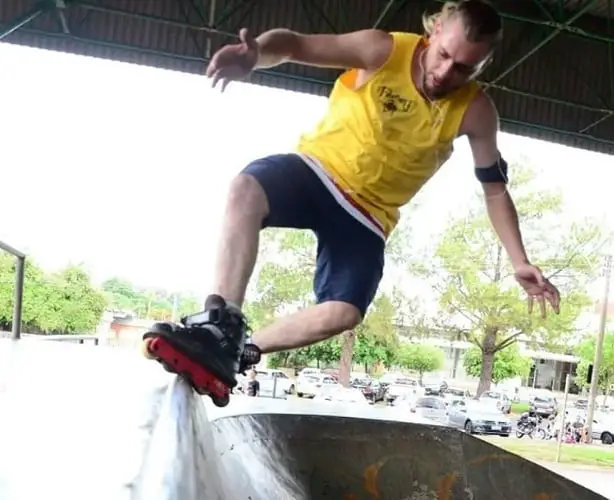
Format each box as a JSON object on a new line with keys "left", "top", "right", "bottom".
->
{"left": 377, "top": 85, "right": 414, "bottom": 115}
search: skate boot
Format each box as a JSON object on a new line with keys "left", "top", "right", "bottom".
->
{"left": 141, "top": 294, "right": 251, "bottom": 407}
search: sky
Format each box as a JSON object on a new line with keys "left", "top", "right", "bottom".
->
{"left": 1, "top": 42, "right": 613, "bottom": 309}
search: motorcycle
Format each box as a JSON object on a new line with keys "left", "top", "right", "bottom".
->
{"left": 516, "top": 411, "right": 546, "bottom": 439}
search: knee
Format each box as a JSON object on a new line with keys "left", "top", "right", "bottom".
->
{"left": 320, "top": 301, "right": 363, "bottom": 334}
{"left": 226, "top": 173, "right": 268, "bottom": 220}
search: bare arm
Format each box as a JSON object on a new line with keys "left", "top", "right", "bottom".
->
{"left": 463, "top": 91, "right": 530, "bottom": 268}
{"left": 254, "top": 28, "right": 393, "bottom": 71}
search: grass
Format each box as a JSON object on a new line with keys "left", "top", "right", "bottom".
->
{"left": 510, "top": 402, "right": 531, "bottom": 415}
{"left": 482, "top": 437, "right": 614, "bottom": 468}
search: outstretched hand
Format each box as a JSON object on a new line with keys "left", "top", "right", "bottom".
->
{"left": 205, "top": 28, "right": 259, "bottom": 91}
{"left": 514, "top": 263, "right": 561, "bottom": 318}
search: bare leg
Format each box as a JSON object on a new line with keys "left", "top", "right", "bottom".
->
{"left": 251, "top": 301, "right": 361, "bottom": 353}
{"left": 211, "top": 174, "right": 268, "bottom": 307}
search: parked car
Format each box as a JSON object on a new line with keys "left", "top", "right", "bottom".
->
{"left": 297, "top": 367, "right": 321, "bottom": 378}
{"left": 530, "top": 394, "right": 558, "bottom": 418}
{"left": 296, "top": 373, "right": 339, "bottom": 398}
{"left": 442, "top": 387, "right": 471, "bottom": 406}
{"left": 409, "top": 396, "right": 449, "bottom": 425}
{"left": 314, "top": 387, "right": 371, "bottom": 406}
{"left": 479, "top": 390, "right": 512, "bottom": 414}
{"left": 448, "top": 400, "right": 512, "bottom": 436}
{"left": 256, "top": 369, "right": 295, "bottom": 397}
{"left": 421, "top": 376, "right": 448, "bottom": 396}
{"left": 351, "top": 376, "right": 385, "bottom": 404}
{"left": 590, "top": 414, "right": 614, "bottom": 445}
{"left": 384, "top": 377, "right": 423, "bottom": 405}
{"left": 235, "top": 369, "right": 295, "bottom": 398}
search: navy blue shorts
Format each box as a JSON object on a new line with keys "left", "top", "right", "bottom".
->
{"left": 242, "top": 153, "right": 385, "bottom": 317}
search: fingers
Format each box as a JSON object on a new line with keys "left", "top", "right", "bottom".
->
{"left": 208, "top": 69, "right": 234, "bottom": 92}
{"left": 527, "top": 287, "right": 561, "bottom": 317}
{"left": 532, "top": 266, "right": 545, "bottom": 288}
{"left": 527, "top": 295, "right": 534, "bottom": 315}
{"left": 538, "top": 295, "right": 546, "bottom": 319}
{"left": 545, "top": 283, "right": 561, "bottom": 314}
{"left": 239, "top": 28, "right": 257, "bottom": 50}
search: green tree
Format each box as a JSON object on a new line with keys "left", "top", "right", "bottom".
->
{"left": 463, "top": 344, "right": 532, "bottom": 384}
{"left": 247, "top": 228, "right": 322, "bottom": 369}
{"left": 417, "top": 162, "right": 607, "bottom": 395}
{"left": 575, "top": 332, "right": 614, "bottom": 394}
{"left": 0, "top": 254, "right": 106, "bottom": 334}
{"left": 102, "top": 277, "right": 201, "bottom": 321}
{"left": 44, "top": 265, "right": 107, "bottom": 333}
{"left": 245, "top": 229, "right": 316, "bottom": 320}
{"left": 249, "top": 229, "right": 409, "bottom": 377}
{"left": 395, "top": 343, "right": 444, "bottom": 382}
{"left": 353, "top": 293, "right": 400, "bottom": 372}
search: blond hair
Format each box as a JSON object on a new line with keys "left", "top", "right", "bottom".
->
{"left": 422, "top": 0, "right": 502, "bottom": 47}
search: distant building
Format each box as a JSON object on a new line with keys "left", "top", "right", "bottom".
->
{"left": 399, "top": 326, "right": 580, "bottom": 392}
{"left": 96, "top": 310, "right": 156, "bottom": 348}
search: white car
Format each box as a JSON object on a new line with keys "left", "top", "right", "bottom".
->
{"left": 297, "top": 368, "right": 322, "bottom": 378}
{"left": 254, "top": 369, "right": 295, "bottom": 398}
{"left": 384, "top": 377, "right": 423, "bottom": 405}
{"left": 410, "top": 396, "right": 449, "bottom": 425}
{"left": 479, "top": 390, "right": 512, "bottom": 414}
{"left": 314, "top": 387, "right": 370, "bottom": 406}
{"left": 442, "top": 387, "right": 471, "bottom": 406}
{"left": 296, "top": 374, "right": 339, "bottom": 398}
{"left": 590, "top": 414, "right": 614, "bottom": 445}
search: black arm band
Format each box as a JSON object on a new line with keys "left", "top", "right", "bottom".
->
{"left": 474, "top": 156, "right": 509, "bottom": 184}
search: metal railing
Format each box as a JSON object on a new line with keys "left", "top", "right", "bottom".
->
{"left": 0, "top": 240, "right": 25, "bottom": 340}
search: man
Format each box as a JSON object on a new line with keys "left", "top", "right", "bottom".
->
{"left": 143, "top": 1, "right": 561, "bottom": 398}
{"left": 245, "top": 369, "right": 260, "bottom": 397}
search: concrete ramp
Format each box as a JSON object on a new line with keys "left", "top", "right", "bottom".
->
{"left": 207, "top": 408, "right": 608, "bottom": 499}
{"left": 0, "top": 339, "right": 607, "bottom": 500}
{"left": 0, "top": 337, "right": 214, "bottom": 500}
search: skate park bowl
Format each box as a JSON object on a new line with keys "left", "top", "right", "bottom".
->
{"left": 0, "top": 338, "right": 607, "bottom": 500}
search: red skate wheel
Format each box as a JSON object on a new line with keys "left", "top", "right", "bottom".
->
{"left": 141, "top": 337, "right": 158, "bottom": 360}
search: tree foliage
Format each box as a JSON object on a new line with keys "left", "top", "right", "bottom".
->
{"left": 353, "top": 293, "right": 400, "bottom": 371}
{"left": 0, "top": 253, "right": 106, "bottom": 334}
{"left": 102, "top": 277, "right": 201, "bottom": 321}
{"left": 463, "top": 344, "right": 532, "bottom": 384}
{"left": 248, "top": 228, "right": 411, "bottom": 373}
{"left": 575, "top": 332, "right": 614, "bottom": 393}
{"left": 415, "top": 161, "right": 608, "bottom": 394}
{"left": 395, "top": 343, "right": 444, "bottom": 382}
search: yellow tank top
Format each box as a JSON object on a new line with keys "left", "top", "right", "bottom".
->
{"left": 297, "top": 32, "right": 479, "bottom": 237}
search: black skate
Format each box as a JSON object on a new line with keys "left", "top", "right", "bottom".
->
{"left": 141, "top": 294, "right": 255, "bottom": 407}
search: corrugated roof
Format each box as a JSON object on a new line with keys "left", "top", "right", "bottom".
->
{"left": 2, "top": 0, "right": 614, "bottom": 153}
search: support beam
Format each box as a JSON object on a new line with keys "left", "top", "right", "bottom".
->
{"left": 0, "top": 2, "right": 47, "bottom": 40}
{"left": 502, "top": 118, "right": 614, "bottom": 148}
{"left": 72, "top": 1, "right": 237, "bottom": 38}
{"left": 211, "top": 0, "right": 248, "bottom": 30}
{"left": 609, "top": 0, "right": 614, "bottom": 105}
{"left": 13, "top": 256, "right": 24, "bottom": 341}
{"left": 373, "top": 0, "right": 397, "bottom": 29}
{"left": 373, "top": 0, "right": 411, "bottom": 30}
{"left": 302, "top": 0, "right": 340, "bottom": 33}
{"left": 531, "top": 0, "right": 556, "bottom": 22}
{"left": 55, "top": 0, "right": 70, "bottom": 34}
{"left": 61, "top": 1, "right": 614, "bottom": 47}
{"left": 4, "top": 22, "right": 613, "bottom": 149}
{"left": 0, "top": 241, "right": 26, "bottom": 341}
{"left": 489, "top": 0, "right": 599, "bottom": 85}
{"left": 433, "top": 0, "right": 614, "bottom": 45}
{"left": 206, "top": 0, "right": 216, "bottom": 57}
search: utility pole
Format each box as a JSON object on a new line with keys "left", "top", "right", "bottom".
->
{"left": 586, "top": 254, "right": 612, "bottom": 443}
{"left": 171, "top": 293, "right": 179, "bottom": 323}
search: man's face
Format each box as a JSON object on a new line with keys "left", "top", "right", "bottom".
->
{"left": 422, "top": 16, "right": 492, "bottom": 99}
